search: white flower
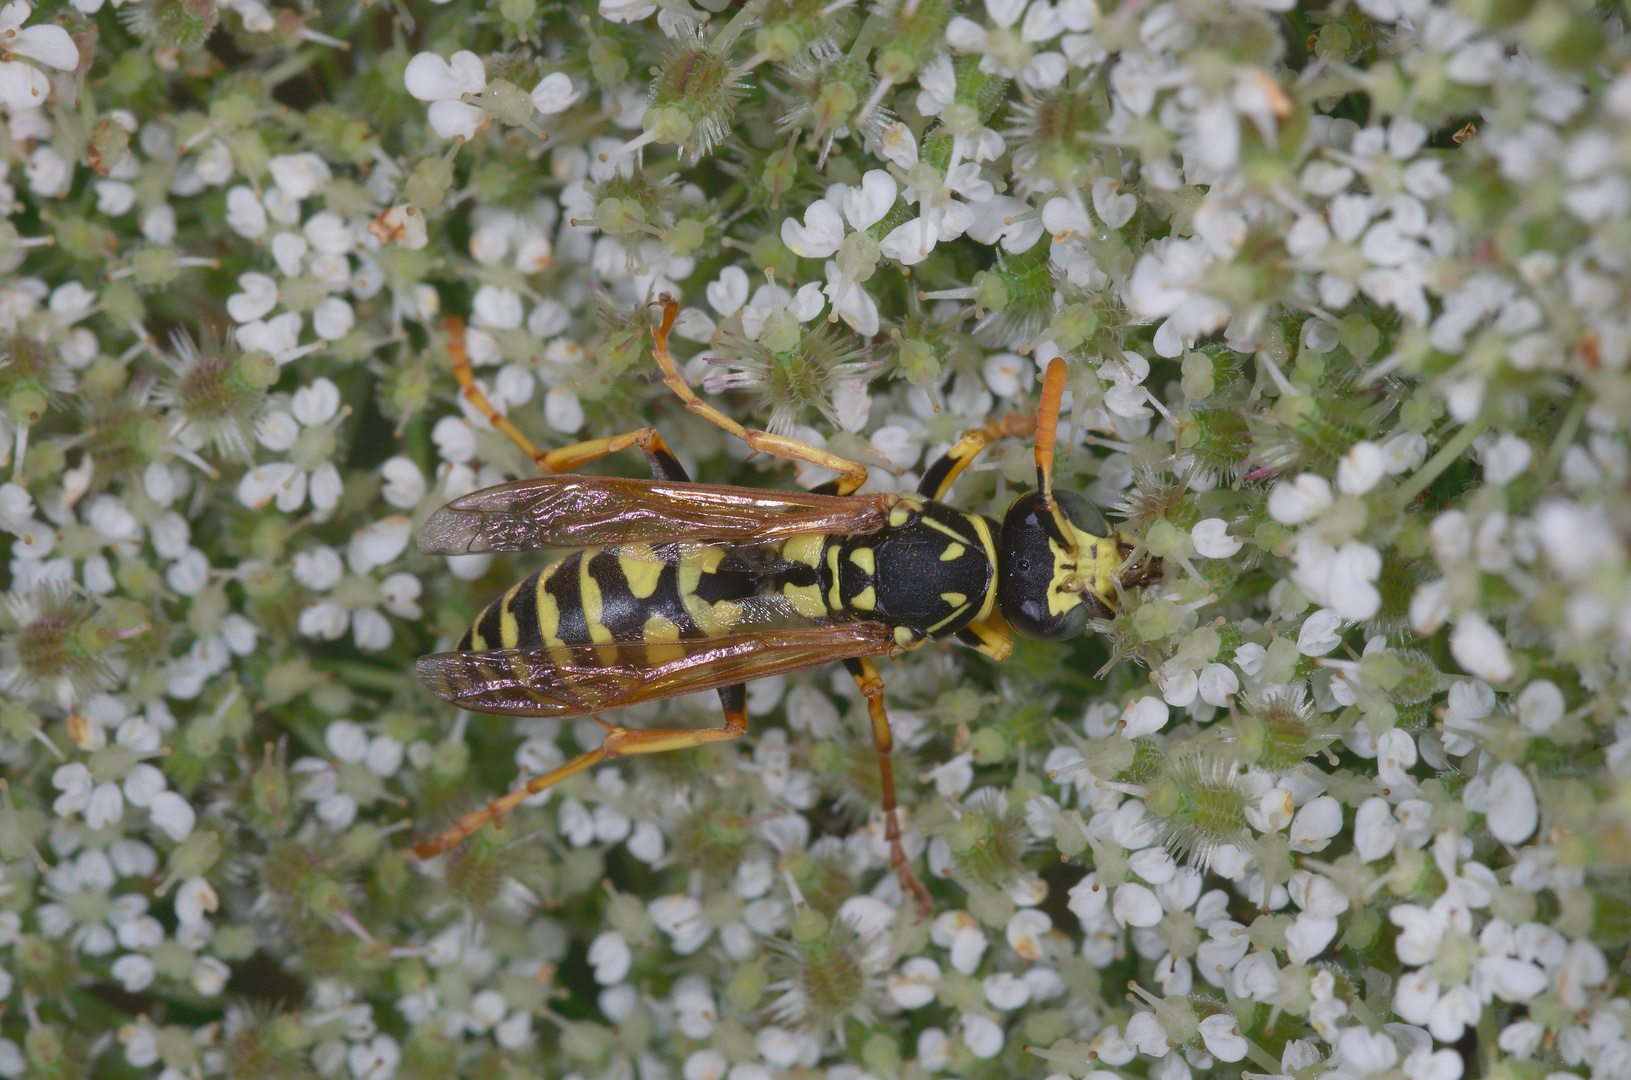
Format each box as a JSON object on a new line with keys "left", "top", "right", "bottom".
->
{"left": 1288, "top": 796, "right": 1342, "bottom": 853}
{"left": 267, "top": 152, "right": 331, "bottom": 201}
{"left": 1337, "top": 441, "right": 1387, "bottom": 495}
{"left": 1128, "top": 238, "right": 1231, "bottom": 354}
{"left": 888, "top": 957, "right": 940, "bottom": 1009}
{"left": 0, "top": 3, "right": 76, "bottom": 112}
{"left": 1449, "top": 614, "right": 1513, "bottom": 683}
{"left": 1120, "top": 696, "right": 1168, "bottom": 738}
{"left": 1483, "top": 763, "right": 1537, "bottom": 844}
{"left": 238, "top": 378, "right": 345, "bottom": 515}
{"left": 1516, "top": 679, "right": 1564, "bottom": 734}
{"left": 589, "top": 932, "right": 632, "bottom": 984}
{"left": 404, "top": 50, "right": 487, "bottom": 141}
{"left": 1296, "top": 609, "right": 1345, "bottom": 656}
{"left": 1192, "top": 518, "right": 1242, "bottom": 558}
{"left": 1482, "top": 433, "right": 1532, "bottom": 486}
{"left": 1268, "top": 473, "right": 1333, "bottom": 524}
{"left": 1112, "top": 883, "right": 1163, "bottom": 927}
{"left": 530, "top": 72, "right": 579, "bottom": 115}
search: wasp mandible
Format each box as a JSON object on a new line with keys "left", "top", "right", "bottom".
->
{"left": 413, "top": 297, "right": 1156, "bottom": 911}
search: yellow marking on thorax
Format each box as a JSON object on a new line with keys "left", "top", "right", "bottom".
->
{"left": 782, "top": 534, "right": 824, "bottom": 569}
{"left": 499, "top": 582, "right": 523, "bottom": 648}
{"left": 940, "top": 542, "right": 965, "bottom": 562}
{"left": 620, "top": 549, "right": 664, "bottom": 600}
{"left": 888, "top": 494, "right": 922, "bottom": 528}
{"left": 851, "top": 586, "right": 876, "bottom": 611}
{"left": 849, "top": 547, "right": 876, "bottom": 575}
{"left": 826, "top": 543, "right": 843, "bottom": 611}
{"left": 893, "top": 625, "right": 918, "bottom": 647}
{"left": 578, "top": 556, "right": 615, "bottom": 645}
{"left": 928, "top": 602, "right": 972, "bottom": 634}
{"left": 535, "top": 563, "right": 564, "bottom": 647}
{"left": 969, "top": 514, "right": 1000, "bottom": 620}
{"left": 921, "top": 515, "right": 967, "bottom": 543}
{"left": 940, "top": 592, "right": 966, "bottom": 607}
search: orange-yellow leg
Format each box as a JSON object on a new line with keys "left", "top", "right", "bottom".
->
{"left": 648, "top": 295, "right": 871, "bottom": 496}
{"left": 415, "top": 685, "right": 749, "bottom": 859}
{"left": 917, "top": 429, "right": 991, "bottom": 501}
{"left": 1033, "top": 355, "right": 1080, "bottom": 560}
{"left": 955, "top": 612, "right": 1014, "bottom": 661}
{"left": 444, "top": 316, "right": 693, "bottom": 482}
{"left": 845, "top": 657, "right": 932, "bottom": 917}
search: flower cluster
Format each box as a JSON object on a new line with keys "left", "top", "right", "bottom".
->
{"left": 0, "top": 0, "right": 1627, "bottom": 1078}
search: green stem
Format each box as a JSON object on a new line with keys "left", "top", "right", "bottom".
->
{"left": 1391, "top": 415, "right": 1490, "bottom": 507}
{"left": 1536, "top": 386, "right": 1588, "bottom": 486}
{"left": 712, "top": 0, "right": 768, "bottom": 52}
{"left": 1242, "top": 1038, "right": 1281, "bottom": 1074}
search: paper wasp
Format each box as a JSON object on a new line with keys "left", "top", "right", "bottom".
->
{"left": 412, "top": 296, "right": 1155, "bottom": 911}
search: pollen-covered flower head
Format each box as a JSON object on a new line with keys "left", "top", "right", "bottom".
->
{"left": 707, "top": 306, "right": 874, "bottom": 436}
{"left": 0, "top": 583, "right": 134, "bottom": 708}
{"left": 154, "top": 326, "right": 274, "bottom": 464}
{"left": 767, "top": 892, "right": 894, "bottom": 1042}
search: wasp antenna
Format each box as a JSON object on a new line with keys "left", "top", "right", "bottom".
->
{"left": 1035, "top": 355, "right": 1067, "bottom": 499}
{"left": 1035, "top": 356, "right": 1080, "bottom": 556}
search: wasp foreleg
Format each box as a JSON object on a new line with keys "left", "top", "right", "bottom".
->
{"left": 845, "top": 657, "right": 933, "bottom": 917}
{"left": 917, "top": 429, "right": 993, "bottom": 501}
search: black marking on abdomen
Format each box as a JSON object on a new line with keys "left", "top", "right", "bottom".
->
{"left": 476, "top": 596, "right": 505, "bottom": 652}
{"left": 545, "top": 552, "right": 590, "bottom": 645}
{"left": 507, "top": 570, "right": 543, "bottom": 646}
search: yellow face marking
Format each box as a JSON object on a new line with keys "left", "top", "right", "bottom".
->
{"left": 499, "top": 583, "right": 522, "bottom": 648}
{"left": 578, "top": 556, "right": 614, "bottom": 645}
{"left": 536, "top": 564, "right": 564, "bottom": 647}
{"left": 940, "top": 592, "right": 966, "bottom": 607}
{"left": 621, "top": 552, "right": 664, "bottom": 600}
{"left": 782, "top": 534, "right": 824, "bottom": 569}
{"left": 1077, "top": 525, "right": 1122, "bottom": 608}
{"left": 851, "top": 586, "right": 876, "bottom": 611}
{"left": 940, "top": 542, "right": 965, "bottom": 562}
{"left": 827, "top": 543, "right": 843, "bottom": 611}
{"left": 849, "top": 547, "right": 876, "bottom": 575}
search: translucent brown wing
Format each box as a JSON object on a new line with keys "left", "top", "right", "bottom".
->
{"left": 418, "top": 475, "right": 892, "bottom": 556}
{"left": 417, "top": 621, "right": 898, "bottom": 717}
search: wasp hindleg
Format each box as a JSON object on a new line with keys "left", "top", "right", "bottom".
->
{"left": 415, "top": 687, "right": 750, "bottom": 858}
{"left": 843, "top": 656, "right": 935, "bottom": 916}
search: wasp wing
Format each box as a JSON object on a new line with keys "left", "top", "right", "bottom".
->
{"left": 417, "top": 621, "right": 898, "bottom": 717}
{"left": 418, "top": 475, "right": 892, "bottom": 556}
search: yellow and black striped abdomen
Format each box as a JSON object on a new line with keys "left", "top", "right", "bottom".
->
{"left": 458, "top": 544, "right": 758, "bottom": 655}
